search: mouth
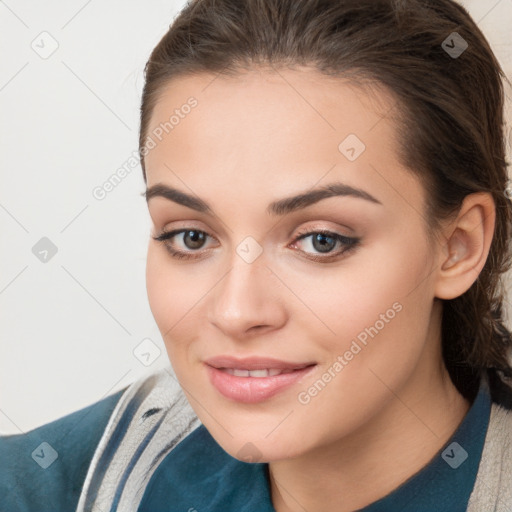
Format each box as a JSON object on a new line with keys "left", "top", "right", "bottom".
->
{"left": 220, "top": 368, "right": 300, "bottom": 377}
{"left": 204, "top": 355, "right": 317, "bottom": 403}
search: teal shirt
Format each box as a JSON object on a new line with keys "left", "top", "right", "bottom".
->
{"left": 0, "top": 379, "right": 492, "bottom": 511}
{"left": 0, "top": 388, "right": 127, "bottom": 512}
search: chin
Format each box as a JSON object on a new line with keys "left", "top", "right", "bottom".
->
{"left": 225, "top": 436, "right": 305, "bottom": 464}
{"left": 198, "top": 416, "right": 309, "bottom": 463}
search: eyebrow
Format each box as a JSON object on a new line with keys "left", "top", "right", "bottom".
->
{"left": 143, "top": 181, "right": 382, "bottom": 216}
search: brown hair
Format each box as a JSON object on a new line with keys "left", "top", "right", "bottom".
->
{"left": 139, "top": 0, "right": 512, "bottom": 406}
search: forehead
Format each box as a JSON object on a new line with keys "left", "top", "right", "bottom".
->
{"left": 143, "top": 67, "right": 424, "bottom": 217}
{"left": 145, "top": 67, "right": 398, "bottom": 167}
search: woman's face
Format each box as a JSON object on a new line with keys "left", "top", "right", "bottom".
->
{"left": 144, "top": 67, "right": 444, "bottom": 461}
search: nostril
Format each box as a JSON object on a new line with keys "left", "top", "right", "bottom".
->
{"left": 249, "top": 325, "right": 269, "bottom": 333}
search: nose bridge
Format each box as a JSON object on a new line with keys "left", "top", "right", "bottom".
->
{"left": 215, "top": 244, "right": 268, "bottom": 314}
{"left": 219, "top": 231, "right": 269, "bottom": 295}
{"left": 207, "top": 239, "right": 284, "bottom": 335}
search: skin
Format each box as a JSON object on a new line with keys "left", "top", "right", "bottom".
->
{"left": 143, "top": 66, "right": 495, "bottom": 512}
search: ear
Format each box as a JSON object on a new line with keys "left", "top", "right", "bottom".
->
{"left": 434, "top": 192, "right": 496, "bottom": 300}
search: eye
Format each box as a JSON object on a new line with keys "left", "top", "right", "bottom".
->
{"left": 289, "top": 229, "right": 360, "bottom": 262}
{"left": 153, "top": 227, "right": 360, "bottom": 262}
{"left": 152, "top": 228, "right": 217, "bottom": 260}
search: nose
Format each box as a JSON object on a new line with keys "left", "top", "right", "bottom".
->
{"left": 207, "top": 252, "right": 287, "bottom": 339}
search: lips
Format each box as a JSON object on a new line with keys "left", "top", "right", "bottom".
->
{"left": 204, "top": 355, "right": 317, "bottom": 403}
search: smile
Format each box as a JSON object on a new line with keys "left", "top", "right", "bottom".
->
{"left": 204, "top": 356, "right": 317, "bottom": 403}
{"left": 222, "top": 368, "right": 296, "bottom": 377}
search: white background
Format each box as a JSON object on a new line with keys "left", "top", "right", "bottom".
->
{"left": 1, "top": 0, "right": 511, "bottom": 434}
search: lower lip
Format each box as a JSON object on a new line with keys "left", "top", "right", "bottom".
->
{"left": 205, "top": 364, "right": 316, "bottom": 403}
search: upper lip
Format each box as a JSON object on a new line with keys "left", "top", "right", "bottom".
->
{"left": 204, "top": 355, "right": 316, "bottom": 371}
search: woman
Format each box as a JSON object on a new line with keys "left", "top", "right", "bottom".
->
{"left": 2, "top": 0, "right": 512, "bottom": 510}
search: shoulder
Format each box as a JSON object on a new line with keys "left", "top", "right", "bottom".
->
{"left": 53, "top": 367, "right": 269, "bottom": 511}
{"left": 75, "top": 367, "right": 203, "bottom": 511}
{"left": 0, "top": 386, "right": 127, "bottom": 512}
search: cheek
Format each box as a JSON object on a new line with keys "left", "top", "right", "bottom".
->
{"left": 145, "top": 246, "right": 213, "bottom": 370}
{"left": 292, "top": 228, "right": 433, "bottom": 350}
{"left": 145, "top": 246, "right": 171, "bottom": 329}
{"left": 289, "top": 247, "right": 436, "bottom": 451}
{"left": 298, "top": 232, "right": 437, "bottom": 417}
{"left": 341, "top": 232, "right": 434, "bottom": 373}
{"left": 145, "top": 247, "right": 193, "bottom": 344}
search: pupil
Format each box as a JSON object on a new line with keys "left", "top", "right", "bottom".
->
{"left": 313, "top": 233, "right": 335, "bottom": 253}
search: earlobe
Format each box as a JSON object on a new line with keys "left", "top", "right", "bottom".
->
{"left": 434, "top": 192, "right": 495, "bottom": 300}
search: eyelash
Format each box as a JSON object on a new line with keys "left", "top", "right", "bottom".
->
{"left": 152, "top": 227, "right": 360, "bottom": 262}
